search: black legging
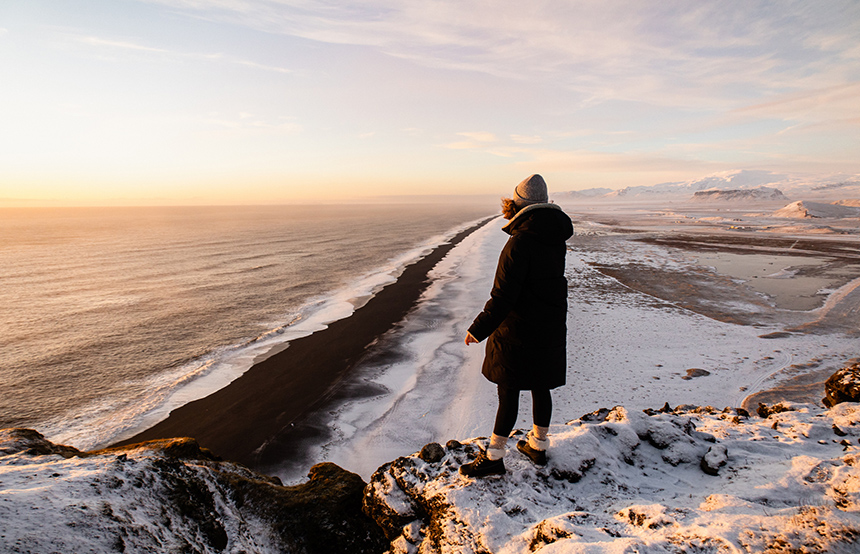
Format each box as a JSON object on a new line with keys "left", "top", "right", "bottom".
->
{"left": 493, "top": 385, "right": 552, "bottom": 437}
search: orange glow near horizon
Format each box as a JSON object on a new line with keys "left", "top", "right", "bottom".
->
{"left": 2, "top": 1, "right": 858, "bottom": 207}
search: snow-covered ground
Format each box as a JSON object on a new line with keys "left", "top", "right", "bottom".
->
{"left": 366, "top": 402, "right": 860, "bottom": 553}
{"left": 5, "top": 402, "right": 860, "bottom": 553}
{"left": 3, "top": 204, "right": 860, "bottom": 553}
{"left": 294, "top": 210, "right": 860, "bottom": 486}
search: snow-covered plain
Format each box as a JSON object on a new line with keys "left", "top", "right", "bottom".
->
{"left": 297, "top": 207, "right": 860, "bottom": 486}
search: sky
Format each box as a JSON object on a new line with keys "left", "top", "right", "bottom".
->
{"left": 1, "top": 0, "right": 859, "bottom": 206}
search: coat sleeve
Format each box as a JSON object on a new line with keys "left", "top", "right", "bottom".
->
{"left": 467, "top": 235, "right": 530, "bottom": 342}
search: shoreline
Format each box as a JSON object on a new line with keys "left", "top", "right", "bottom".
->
{"left": 114, "top": 217, "right": 495, "bottom": 468}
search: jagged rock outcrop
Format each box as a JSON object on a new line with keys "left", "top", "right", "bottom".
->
{"left": 8, "top": 397, "right": 860, "bottom": 554}
{"left": 824, "top": 362, "right": 860, "bottom": 407}
{"left": 363, "top": 403, "right": 860, "bottom": 553}
{"left": 0, "top": 427, "right": 87, "bottom": 458}
{"left": 362, "top": 406, "right": 739, "bottom": 552}
{"left": 0, "top": 429, "right": 387, "bottom": 554}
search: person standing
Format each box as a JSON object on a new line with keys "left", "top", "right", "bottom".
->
{"left": 461, "top": 174, "right": 573, "bottom": 477}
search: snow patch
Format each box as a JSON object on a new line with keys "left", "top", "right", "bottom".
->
{"left": 366, "top": 403, "right": 860, "bottom": 553}
{"left": 774, "top": 200, "right": 860, "bottom": 219}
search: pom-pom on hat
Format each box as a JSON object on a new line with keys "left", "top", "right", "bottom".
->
{"left": 513, "top": 174, "right": 549, "bottom": 207}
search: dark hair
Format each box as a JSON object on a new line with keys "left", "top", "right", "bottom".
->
{"left": 501, "top": 197, "right": 519, "bottom": 220}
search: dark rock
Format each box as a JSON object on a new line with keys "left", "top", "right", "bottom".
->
{"left": 363, "top": 461, "right": 418, "bottom": 540}
{"left": 682, "top": 368, "right": 710, "bottom": 380}
{"left": 720, "top": 407, "right": 750, "bottom": 420}
{"left": 757, "top": 402, "right": 796, "bottom": 418}
{"left": 1, "top": 430, "right": 387, "bottom": 554}
{"left": 445, "top": 439, "right": 462, "bottom": 450}
{"left": 823, "top": 362, "right": 860, "bottom": 408}
{"left": 700, "top": 444, "right": 728, "bottom": 476}
{"left": 419, "top": 443, "right": 445, "bottom": 463}
{"left": 643, "top": 403, "right": 677, "bottom": 416}
{"left": 550, "top": 458, "right": 595, "bottom": 484}
{"left": 149, "top": 451, "right": 388, "bottom": 553}
{"left": 245, "top": 462, "right": 388, "bottom": 554}
{"left": 759, "top": 331, "right": 794, "bottom": 339}
{"left": 579, "top": 407, "right": 612, "bottom": 422}
{"left": 0, "top": 428, "right": 85, "bottom": 459}
{"left": 833, "top": 424, "right": 848, "bottom": 437}
{"left": 96, "top": 436, "right": 223, "bottom": 463}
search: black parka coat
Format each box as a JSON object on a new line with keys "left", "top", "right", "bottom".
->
{"left": 467, "top": 203, "right": 573, "bottom": 390}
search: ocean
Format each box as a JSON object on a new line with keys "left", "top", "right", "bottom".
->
{"left": 0, "top": 203, "right": 492, "bottom": 450}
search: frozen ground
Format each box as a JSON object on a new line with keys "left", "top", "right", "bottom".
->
{"left": 5, "top": 402, "right": 860, "bottom": 553}
{"left": 367, "top": 402, "right": 860, "bottom": 553}
{"left": 285, "top": 204, "right": 860, "bottom": 485}
{"left": 3, "top": 202, "right": 860, "bottom": 554}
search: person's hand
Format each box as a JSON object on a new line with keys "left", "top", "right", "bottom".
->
{"left": 465, "top": 332, "right": 479, "bottom": 345}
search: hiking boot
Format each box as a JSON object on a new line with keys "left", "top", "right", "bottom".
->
{"left": 459, "top": 451, "right": 506, "bottom": 477}
{"left": 517, "top": 432, "right": 548, "bottom": 466}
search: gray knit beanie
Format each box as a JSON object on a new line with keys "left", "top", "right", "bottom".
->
{"left": 513, "top": 174, "right": 549, "bottom": 207}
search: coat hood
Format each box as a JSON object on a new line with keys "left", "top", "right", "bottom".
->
{"left": 501, "top": 203, "right": 573, "bottom": 243}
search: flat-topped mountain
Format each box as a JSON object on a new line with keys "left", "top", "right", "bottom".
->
{"left": 690, "top": 187, "right": 787, "bottom": 202}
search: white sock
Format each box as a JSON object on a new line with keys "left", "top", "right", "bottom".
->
{"left": 529, "top": 426, "right": 549, "bottom": 451}
{"left": 487, "top": 433, "right": 507, "bottom": 460}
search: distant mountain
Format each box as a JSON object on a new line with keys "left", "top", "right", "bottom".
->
{"left": 773, "top": 200, "right": 860, "bottom": 219}
{"left": 552, "top": 187, "right": 614, "bottom": 200}
{"left": 555, "top": 170, "right": 860, "bottom": 202}
{"left": 690, "top": 187, "right": 787, "bottom": 202}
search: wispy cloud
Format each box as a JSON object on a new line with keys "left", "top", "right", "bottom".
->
{"left": 231, "top": 58, "right": 292, "bottom": 74}
{"left": 457, "top": 131, "right": 496, "bottom": 142}
{"left": 441, "top": 141, "right": 481, "bottom": 150}
{"left": 510, "top": 135, "right": 542, "bottom": 144}
{"left": 442, "top": 131, "right": 498, "bottom": 149}
{"left": 138, "top": 0, "right": 860, "bottom": 113}
{"left": 78, "top": 36, "right": 170, "bottom": 53}
{"left": 203, "top": 112, "right": 302, "bottom": 134}
{"left": 75, "top": 33, "right": 292, "bottom": 74}
{"left": 519, "top": 148, "right": 722, "bottom": 175}
{"left": 733, "top": 82, "right": 860, "bottom": 123}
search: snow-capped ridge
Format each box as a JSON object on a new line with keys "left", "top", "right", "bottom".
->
{"left": 555, "top": 170, "right": 860, "bottom": 202}
{"left": 834, "top": 199, "right": 860, "bottom": 207}
{"left": 774, "top": 200, "right": 860, "bottom": 219}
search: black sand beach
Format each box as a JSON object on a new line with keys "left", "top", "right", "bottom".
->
{"left": 117, "top": 218, "right": 494, "bottom": 468}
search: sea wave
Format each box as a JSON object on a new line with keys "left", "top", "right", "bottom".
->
{"left": 40, "top": 217, "right": 488, "bottom": 451}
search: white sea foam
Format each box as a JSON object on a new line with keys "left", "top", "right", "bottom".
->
{"left": 40, "top": 216, "right": 488, "bottom": 451}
